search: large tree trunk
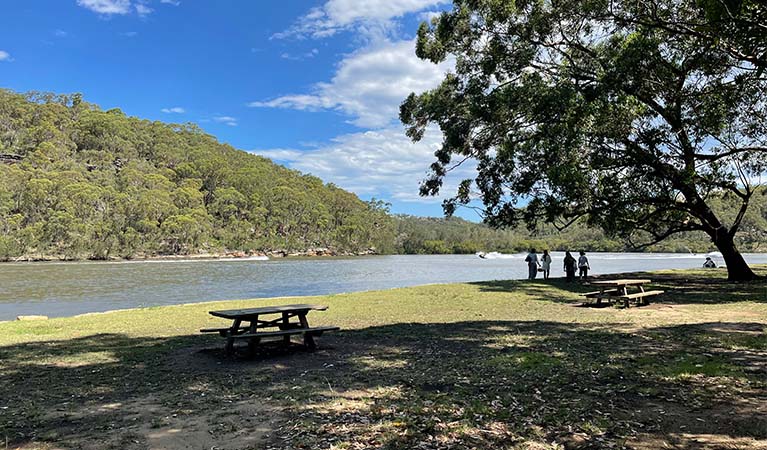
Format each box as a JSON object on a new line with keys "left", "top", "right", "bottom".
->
{"left": 712, "top": 227, "right": 758, "bottom": 281}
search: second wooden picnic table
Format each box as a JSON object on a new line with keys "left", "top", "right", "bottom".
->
{"left": 201, "top": 304, "right": 340, "bottom": 353}
{"left": 582, "top": 279, "right": 664, "bottom": 307}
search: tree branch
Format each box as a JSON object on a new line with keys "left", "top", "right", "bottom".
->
{"left": 694, "top": 146, "right": 767, "bottom": 162}
{"left": 627, "top": 222, "right": 704, "bottom": 250}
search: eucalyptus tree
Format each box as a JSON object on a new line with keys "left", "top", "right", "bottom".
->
{"left": 401, "top": 0, "right": 767, "bottom": 280}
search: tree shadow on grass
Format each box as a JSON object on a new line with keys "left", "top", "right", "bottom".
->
{"left": 472, "top": 269, "right": 767, "bottom": 306}
{"left": 470, "top": 278, "right": 599, "bottom": 304}
{"left": 640, "top": 270, "right": 767, "bottom": 304}
{"left": 0, "top": 320, "right": 765, "bottom": 449}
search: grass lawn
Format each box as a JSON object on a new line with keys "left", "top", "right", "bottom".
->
{"left": 0, "top": 267, "right": 765, "bottom": 450}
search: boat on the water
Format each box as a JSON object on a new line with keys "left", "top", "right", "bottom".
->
{"left": 476, "top": 252, "right": 517, "bottom": 259}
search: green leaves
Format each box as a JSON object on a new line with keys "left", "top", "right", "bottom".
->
{"left": 402, "top": 0, "right": 766, "bottom": 278}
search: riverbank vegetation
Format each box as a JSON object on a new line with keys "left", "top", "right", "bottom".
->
{"left": 1, "top": 266, "right": 765, "bottom": 449}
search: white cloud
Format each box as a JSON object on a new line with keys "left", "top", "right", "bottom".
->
{"left": 77, "top": 0, "right": 177, "bottom": 16}
{"left": 252, "top": 126, "right": 474, "bottom": 203}
{"left": 418, "top": 10, "right": 442, "bottom": 22}
{"left": 0, "top": 51, "right": 11, "bottom": 62}
{"left": 274, "top": 0, "right": 449, "bottom": 39}
{"left": 213, "top": 116, "right": 238, "bottom": 126}
{"left": 250, "top": 39, "right": 452, "bottom": 128}
{"left": 135, "top": 3, "right": 152, "bottom": 16}
{"left": 280, "top": 48, "right": 319, "bottom": 61}
{"left": 251, "top": 149, "right": 305, "bottom": 162}
{"left": 254, "top": 0, "right": 462, "bottom": 205}
{"left": 121, "top": 31, "right": 139, "bottom": 37}
{"left": 161, "top": 107, "right": 185, "bottom": 113}
{"left": 54, "top": 29, "right": 69, "bottom": 38}
{"left": 77, "top": 0, "right": 132, "bottom": 15}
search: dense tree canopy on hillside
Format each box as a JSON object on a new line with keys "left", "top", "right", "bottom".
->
{"left": 402, "top": 0, "right": 767, "bottom": 280}
{"left": 0, "top": 90, "right": 395, "bottom": 260}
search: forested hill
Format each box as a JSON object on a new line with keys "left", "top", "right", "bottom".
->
{"left": 0, "top": 90, "right": 395, "bottom": 260}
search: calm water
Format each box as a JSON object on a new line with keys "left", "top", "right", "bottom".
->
{"left": 1, "top": 252, "right": 766, "bottom": 320}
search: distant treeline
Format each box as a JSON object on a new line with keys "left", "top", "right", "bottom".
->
{"left": 1, "top": 90, "right": 764, "bottom": 261}
{"left": 0, "top": 90, "right": 395, "bottom": 260}
{"left": 393, "top": 190, "right": 767, "bottom": 254}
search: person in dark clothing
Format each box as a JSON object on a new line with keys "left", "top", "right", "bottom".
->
{"left": 563, "top": 251, "right": 577, "bottom": 282}
{"left": 578, "top": 251, "right": 590, "bottom": 280}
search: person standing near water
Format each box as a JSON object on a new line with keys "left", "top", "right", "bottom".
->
{"left": 541, "top": 250, "right": 552, "bottom": 279}
{"left": 578, "top": 251, "right": 590, "bottom": 281}
{"left": 564, "top": 251, "right": 577, "bottom": 282}
{"left": 525, "top": 248, "right": 540, "bottom": 280}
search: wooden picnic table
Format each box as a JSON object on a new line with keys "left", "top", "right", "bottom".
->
{"left": 201, "top": 303, "right": 339, "bottom": 353}
{"left": 581, "top": 279, "right": 664, "bottom": 307}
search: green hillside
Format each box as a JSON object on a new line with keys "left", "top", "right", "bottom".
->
{"left": 0, "top": 90, "right": 395, "bottom": 260}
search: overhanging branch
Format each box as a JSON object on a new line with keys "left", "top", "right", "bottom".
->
{"left": 627, "top": 223, "right": 704, "bottom": 250}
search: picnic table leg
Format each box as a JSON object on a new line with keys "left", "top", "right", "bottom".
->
{"left": 622, "top": 286, "right": 630, "bottom": 307}
{"left": 596, "top": 287, "right": 604, "bottom": 305}
{"left": 281, "top": 312, "right": 292, "bottom": 346}
{"left": 225, "top": 319, "right": 241, "bottom": 354}
{"left": 298, "top": 313, "right": 316, "bottom": 351}
{"left": 638, "top": 285, "right": 649, "bottom": 305}
{"left": 247, "top": 315, "right": 260, "bottom": 353}
{"left": 621, "top": 285, "right": 630, "bottom": 307}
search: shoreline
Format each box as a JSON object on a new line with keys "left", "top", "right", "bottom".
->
{"left": 3, "top": 266, "right": 761, "bottom": 323}
{"left": 1, "top": 249, "right": 753, "bottom": 264}
{"left": 0, "top": 247, "right": 379, "bottom": 263}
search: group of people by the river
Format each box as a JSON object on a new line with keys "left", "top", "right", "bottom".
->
{"left": 522, "top": 250, "right": 720, "bottom": 281}
{"left": 525, "top": 249, "right": 590, "bottom": 282}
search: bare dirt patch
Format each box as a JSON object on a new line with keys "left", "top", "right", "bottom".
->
{"left": 31, "top": 382, "right": 278, "bottom": 450}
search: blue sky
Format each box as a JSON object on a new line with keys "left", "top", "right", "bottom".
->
{"left": 0, "top": 0, "right": 482, "bottom": 219}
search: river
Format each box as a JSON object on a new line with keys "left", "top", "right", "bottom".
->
{"left": 1, "top": 252, "right": 766, "bottom": 320}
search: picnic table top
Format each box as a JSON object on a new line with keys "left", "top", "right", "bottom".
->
{"left": 209, "top": 304, "right": 328, "bottom": 320}
{"left": 590, "top": 279, "right": 652, "bottom": 286}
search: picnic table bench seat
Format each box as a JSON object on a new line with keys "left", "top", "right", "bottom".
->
{"left": 580, "top": 288, "right": 619, "bottom": 297}
{"left": 229, "top": 325, "right": 340, "bottom": 340}
{"left": 615, "top": 290, "right": 664, "bottom": 306}
{"left": 200, "top": 326, "right": 249, "bottom": 336}
{"left": 200, "top": 322, "right": 313, "bottom": 336}
{"left": 618, "top": 290, "right": 665, "bottom": 300}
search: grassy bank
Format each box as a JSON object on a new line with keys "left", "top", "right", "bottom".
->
{"left": 1, "top": 267, "right": 765, "bottom": 449}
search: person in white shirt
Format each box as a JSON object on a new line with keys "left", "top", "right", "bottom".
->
{"left": 703, "top": 257, "right": 717, "bottom": 268}
{"left": 525, "top": 248, "right": 540, "bottom": 280}
{"left": 578, "top": 251, "right": 590, "bottom": 281}
{"left": 540, "top": 249, "right": 552, "bottom": 279}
